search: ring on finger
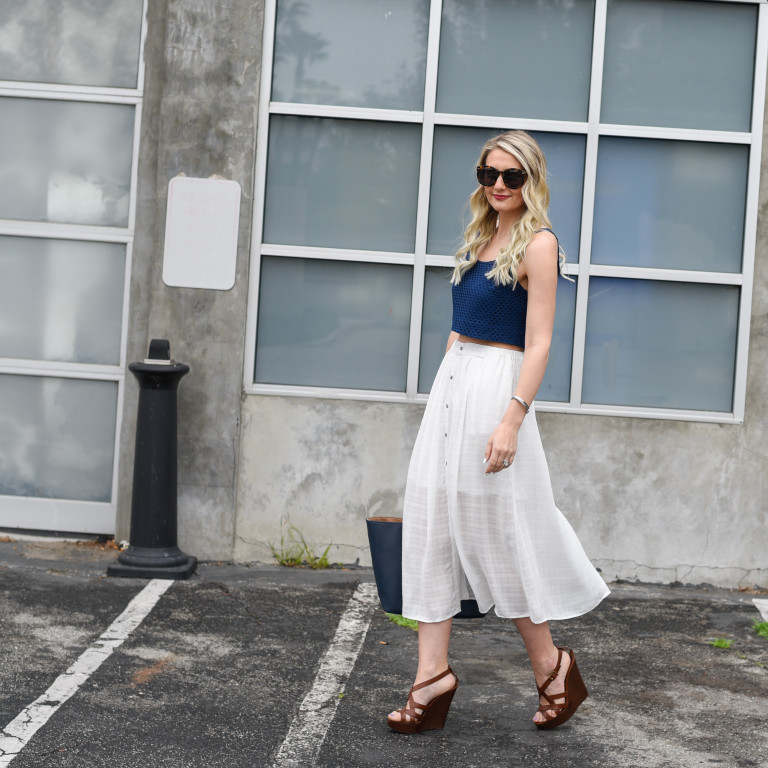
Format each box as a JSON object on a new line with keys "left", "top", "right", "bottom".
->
{"left": 502, "top": 459, "right": 510, "bottom": 467}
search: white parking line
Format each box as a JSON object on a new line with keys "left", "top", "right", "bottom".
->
{"left": 753, "top": 598, "right": 768, "bottom": 622}
{"left": 0, "top": 579, "right": 173, "bottom": 767}
{"left": 273, "top": 582, "right": 379, "bottom": 768}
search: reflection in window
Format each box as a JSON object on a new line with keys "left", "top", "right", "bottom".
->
{"left": 272, "top": 0, "right": 429, "bottom": 110}
{"left": 256, "top": 256, "right": 412, "bottom": 390}
{"left": 582, "top": 278, "right": 738, "bottom": 411}
{"left": 0, "top": 98, "right": 135, "bottom": 226}
{"left": 0, "top": 0, "right": 145, "bottom": 88}
{"left": 592, "top": 137, "right": 747, "bottom": 273}
{"left": 264, "top": 115, "right": 421, "bottom": 252}
{"left": 602, "top": 0, "right": 756, "bottom": 132}
{"left": 0, "top": 374, "right": 117, "bottom": 502}
{"left": 0, "top": 236, "right": 125, "bottom": 365}
{"left": 437, "top": 0, "right": 595, "bottom": 121}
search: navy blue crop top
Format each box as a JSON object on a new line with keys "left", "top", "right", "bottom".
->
{"left": 451, "top": 229, "right": 558, "bottom": 349}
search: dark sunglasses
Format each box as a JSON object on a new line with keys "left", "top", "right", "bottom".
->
{"left": 476, "top": 165, "right": 528, "bottom": 190}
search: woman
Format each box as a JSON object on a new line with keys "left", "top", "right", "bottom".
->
{"left": 388, "top": 131, "right": 609, "bottom": 733}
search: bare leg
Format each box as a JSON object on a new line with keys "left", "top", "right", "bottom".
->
{"left": 388, "top": 618, "right": 456, "bottom": 723}
{"left": 513, "top": 617, "right": 571, "bottom": 724}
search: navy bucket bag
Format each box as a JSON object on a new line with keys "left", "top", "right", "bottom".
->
{"left": 366, "top": 516, "right": 486, "bottom": 619}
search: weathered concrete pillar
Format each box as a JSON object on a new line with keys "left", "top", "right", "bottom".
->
{"left": 118, "top": 0, "right": 264, "bottom": 559}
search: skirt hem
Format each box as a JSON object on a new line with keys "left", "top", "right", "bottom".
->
{"left": 402, "top": 583, "right": 610, "bottom": 625}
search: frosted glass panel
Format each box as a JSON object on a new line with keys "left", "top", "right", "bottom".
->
{"left": 583, "top": 279, "right": 738, "bottom": 411}
{"left": 592, "top": 138, "right": 747, "bottom": 272}
{"left": 0, "top": 375, "right": 117, "bottom": 502}
{"left": 0, "top": 0, "right": 144, "bottom": 88}
{"left": 602, "top": 0, "right": 756, "bottom": 131}
{"left": 418, "top": 268, "right": 576, "bottom": 401}
{"left": 255, "top": 256, "right": 412, "bottom": 390}
{"left": 539, "top": 277, "right": 576, "bottom": 403}
{"left": 0, "top": 98, "right": 134, "bottom": 226}
{"left": 272, "top": 0, "right": 429, "bottom": 110}
{"left": 428, "top": 127, "right": 585, "bottom": 261}
{"left": 0, "top": 237, "right": 125, "bottom": 364}
{"left": 419, "top": 267, "right": 453, "bottom": 393}
{"left": 264, "top": 116, "right": 421, "bottom": 252}
{"left": 437, "top": 0, "right": 594, "bottom": 121}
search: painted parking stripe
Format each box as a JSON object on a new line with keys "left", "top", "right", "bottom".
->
{"left": 753, "top": 598, "right": 768, "bottom": 622}
{"left": 0, "top": 579, "right": 173, "bottom": 767}
{"left": 273, "top": 582, "right": 378, "bottom": 768}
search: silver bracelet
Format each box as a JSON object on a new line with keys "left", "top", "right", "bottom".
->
{"left": 511, "top": 394, "right": 530, "bottom": 414}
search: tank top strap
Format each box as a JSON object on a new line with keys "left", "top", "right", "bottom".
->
{"left": 529, "top": 227, "right": 559, "bottom": 252}
{"left": 530, "top": 227, "right": 569, "bottom": 278}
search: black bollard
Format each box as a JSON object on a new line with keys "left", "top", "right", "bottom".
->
{"left": 108, "top": 339, "right": 197, "bottom": 580}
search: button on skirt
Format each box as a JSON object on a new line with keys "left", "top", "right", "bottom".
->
{"left": 402, "top": 341, "right": 610, "bottom": 624}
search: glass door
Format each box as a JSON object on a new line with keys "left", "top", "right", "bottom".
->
{"left": 0, "top": 0, "right": 147, "bottom": 534}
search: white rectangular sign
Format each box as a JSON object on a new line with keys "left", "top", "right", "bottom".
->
{"left": 162, "top": 176, "right": 241, "bottom": 290}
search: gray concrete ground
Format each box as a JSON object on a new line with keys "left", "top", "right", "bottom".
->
{"left": 1, "top": 539, "right": 766, "bottom": 768}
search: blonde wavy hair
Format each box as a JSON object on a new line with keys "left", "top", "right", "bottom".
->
{"left": 451, "top": 130, "right": 564, "bottom": 287}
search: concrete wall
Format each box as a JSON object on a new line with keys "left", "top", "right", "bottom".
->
{"left": 234, "top": 396, "right": 424, "bottom": 565}
{"left": 124, "top": 0, "right": 767, "bottom": 588}
{"left": 117, "top": 0, "right": 263, "bottom": 557}
{"left": 233, "top": 394, "right": 767, "bottom": 589}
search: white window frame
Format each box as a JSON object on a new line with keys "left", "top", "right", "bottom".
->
{"left": 245, "top": 0, "right": 768, "bottom": 424}
{"left": 0, "top": 0, "right": 149, "bottom": 535}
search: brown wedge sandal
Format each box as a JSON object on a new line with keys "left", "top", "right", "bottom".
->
{"left": 387, "top": 667, "right": 459, "bottom": 734}
{"left": 534, "top": 647, "right": 588, "bottom": 730}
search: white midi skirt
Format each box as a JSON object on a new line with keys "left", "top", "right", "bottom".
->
{"left": 402, "top": 341, "right": 610, "bottom": 624}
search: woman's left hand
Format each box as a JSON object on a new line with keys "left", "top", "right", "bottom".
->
{"left": 484, "top": 421, "right": 519, "bottom": 474}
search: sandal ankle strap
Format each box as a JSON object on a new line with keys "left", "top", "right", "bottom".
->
{"left": 410, "top": 666, "right": 454, "bottom": 693}
{"left": 537, "top": 649, "right": 564, "bottom": 696}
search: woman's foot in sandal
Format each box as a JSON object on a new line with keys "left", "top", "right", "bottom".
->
{"left": 387, "top": 667, "right": 459, "bottom": 733}
{"left": 532, "top": 647, "right": 587, "bottom": 729}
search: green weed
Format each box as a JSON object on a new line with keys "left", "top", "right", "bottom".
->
{"left": 269, "top": 520, "right": 333, "bottom": 569}
{"left": 753, "top": 620, "right": 768, "bottom": 639}
{"left": 385, "top": 613, "right": 418, "bottom": 631}
{"left": 708, "top": 638, "right": 733, "bottom": 649}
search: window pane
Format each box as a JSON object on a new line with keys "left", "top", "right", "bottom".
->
{"left": 255, "top": 256, "right": 412, "bottom": 390}
{"left": 0, "top": 237, "right": 125, "bottom": 364}
{"left": 437, "top": 0, "right": 595, "bottom": 121}
{"left": 264, "top": 116, "right": 421, "bottom": 252}
{"left": 272, "top": 0, "right": 429, "bottom": 110}
{"left": 419, "top": 267, "right": 453, "bottom": 393}
{"left": 0, "top": 98, "right": 134, "bottom": 226}
{"left": 0, "top": 375, "right": 117, "bottom": 502}
{"left": 539, "top": 277, "right": 576, "bottom": 403}
{"left": 592, "top": 137, "right": 747, "bottom": 272}
{"left": 418, "top": 268, "right": 576, "bottom": 401}
{"left": 582, "top": 278, "right": 738, "bottom": 411}
{"left": 0, "top": 0, "right": 144, "bottom": 88}
{"left": 428, "top": 127, "right": 585, "bottom": 262}
{"left": 601, "top": 0, "right": 756, "bottom": 132}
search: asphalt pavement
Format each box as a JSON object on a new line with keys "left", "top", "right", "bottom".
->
{"left": 1, "top": 538, "right": 766, "bottom": 768}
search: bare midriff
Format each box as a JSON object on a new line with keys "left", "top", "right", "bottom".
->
{"left": 457, "top": 334, "right": 523, "bottom": 352}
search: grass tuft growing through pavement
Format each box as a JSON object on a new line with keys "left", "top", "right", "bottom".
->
{"left": 708, "top": 638, "right": 733, "bottom": 649}
{"left": 269, "top": 520, "right": 333, "bottom": 569}
{"left": 386, "top": 613, "right": 418, "bottom": 631}
{"left": 753, "top": 620, "right": 768, "bottom": 639}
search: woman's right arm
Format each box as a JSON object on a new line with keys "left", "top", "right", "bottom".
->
{"left": 445, "top": 331, "right": 459, "bottom": 354}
